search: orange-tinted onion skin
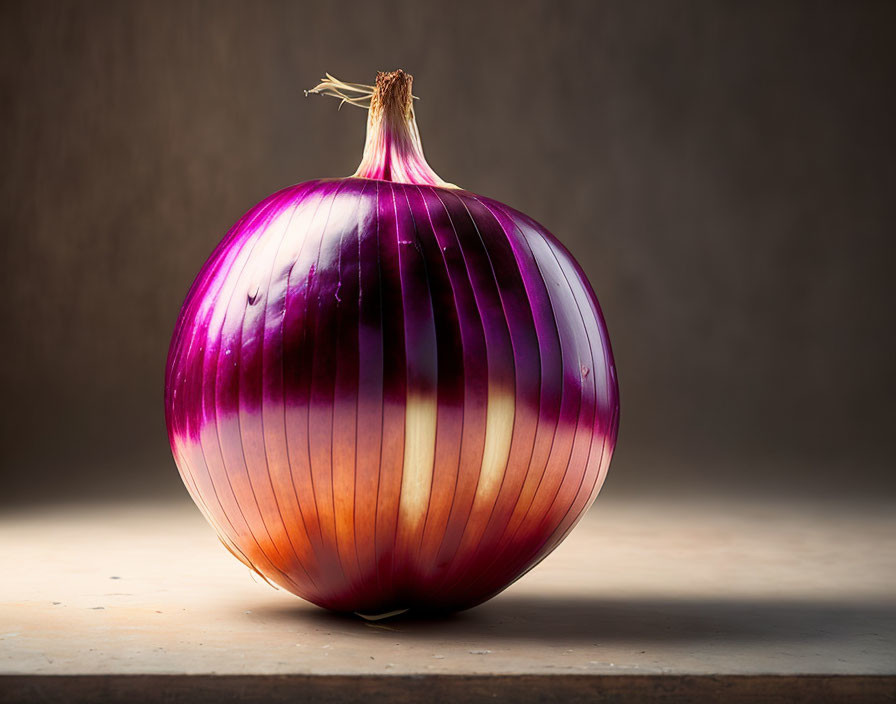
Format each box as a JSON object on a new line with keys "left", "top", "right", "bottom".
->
{"left": 165, "top": 178, "right": 618, "bottom": 613}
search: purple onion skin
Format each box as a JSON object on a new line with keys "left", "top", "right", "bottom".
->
{"left": 165, "top": 177, "right": 618, "bottom": 613}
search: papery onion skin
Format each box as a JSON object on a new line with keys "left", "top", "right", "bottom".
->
{"left": 165, "top": 72, "right": 618, "bottom": 614}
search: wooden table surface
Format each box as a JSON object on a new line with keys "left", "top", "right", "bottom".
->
{"left": 1, "top": 493, "right": 894, "bottom": 702}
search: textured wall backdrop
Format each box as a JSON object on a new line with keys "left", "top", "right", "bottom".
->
{"left": 1, "top": 0, "right": 894, "bottom": 503}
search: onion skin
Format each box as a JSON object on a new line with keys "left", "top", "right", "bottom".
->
{"left": 165, "top": 74, "right": 618, "bottom": 614}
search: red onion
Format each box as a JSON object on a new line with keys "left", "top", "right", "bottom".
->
{"left": 165, "top": 70, "right": 619, "bottom": 614}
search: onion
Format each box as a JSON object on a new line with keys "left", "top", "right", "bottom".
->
{"left": 165, "top": 70, "right": 619, "bottom": 614}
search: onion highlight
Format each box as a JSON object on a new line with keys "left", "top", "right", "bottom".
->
{"left": 165, "top": 70, "right": 619, "bottom": 614}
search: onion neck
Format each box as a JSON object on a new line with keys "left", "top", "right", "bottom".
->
{"left": 353, "top": 71, "right": 454, "bottom": 188}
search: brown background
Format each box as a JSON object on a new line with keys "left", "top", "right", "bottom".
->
{"left": 1, "top": 0, "right": 894, "bottom": 505}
